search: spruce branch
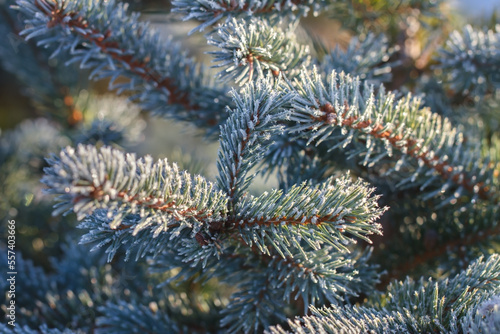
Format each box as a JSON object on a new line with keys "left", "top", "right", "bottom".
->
{"left": 216, "top": 77, "right": 294, "bottom": 212}
{"left": 267, "top": 247, "right": 360, "bottom": 309}
{"left": 10, "top": 0, "right": 500, "bottom": 333}
{"left": 290, "top": 69, "right": 499, "bottom": 205}
{"left": 208, "top": 17, "right": 311, "bottom": 85}
{"left": 0, "top": 324, "right": 76, "bottom": 334}
{"left": 79, "top": 209, "right": 219, "bottom": 268}
{"left": 461, "top": 295, "right": 500, "bottom": 333}
{"left": 269, "top": 254, "right": 500, "bottom": 333}
{"left": 318, "top": 33, "right": 395, "bottom": 84}
{"left": 378, "top": 254, "right": 500, "bottom": 330}
{"left": 41, "top": 90, "right": 386, "bottom": 330}
{"left": 172, "top": 0, "right": 323, "bottom": 35}
{"left": 436, "top": 24, "right": 500, "bottom": 97}
{"left": 267, "top": 304, "right": 413, "bottom": 333}
{"left": 0, "top": 244, "right": 135, "bottom": 331}
{"left": 42, "top": 144, "right": 228, "bottom": 235}
{"left": 233, "top": 175, "right": 385, "bottom": 256}
{"left": 96, "top": 301, "right": 180, "bottom": 334}
{"left": 218, "top": 242, "right": 379, "bottom": 313}
{"left": 78, "top": 210, "right": 181, "bottom": 262}
{"left": 150, "top": 234, "right": 374, "bottom": 329}
{"left": 0, "top": 253, "right": 52, "bottom": 309}
{"left": 0, "top": 4, "right": 82, "bottom": 124}
{"left": 220, "top": 272, "right": 288, "bottom": 334}
{"left": 16, "top": 0, "right": 232, "bottom": 130}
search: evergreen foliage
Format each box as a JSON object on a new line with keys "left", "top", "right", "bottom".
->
{"left": 207, "top": 17, "right": 311, "bottom": 84}
{"left": 436, "top": 24, "right": 500, "bottom": 97}
{"left": 1, "top": 0, "right": 499, "bottom": 333}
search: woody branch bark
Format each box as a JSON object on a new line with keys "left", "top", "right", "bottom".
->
{"left": 83, "top": 182, "right": 213, "bottom": 223}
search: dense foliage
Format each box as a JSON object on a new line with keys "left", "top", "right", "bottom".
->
{"left": 1, "top": 0, "right": 499, "bottom": 332}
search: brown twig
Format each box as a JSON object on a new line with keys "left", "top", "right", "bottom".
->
{"left": 74, "top": 183, "right": 213, "bottom": 226}
{"left": 234, "top": 212, "right": 354, "bottom": 229}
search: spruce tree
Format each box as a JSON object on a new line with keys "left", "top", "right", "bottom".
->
{"left": 1, "top": 0, "right": 499, "bottom": 333}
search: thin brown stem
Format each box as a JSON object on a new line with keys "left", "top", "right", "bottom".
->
{"left": 234, "top": 212, "right": 355, "bottom": 229}
{"left": 243, "top": 53, "right": 282, "bottom": 81}
{"left": 75, "top": 183, "right": 212, "bottom": 223}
